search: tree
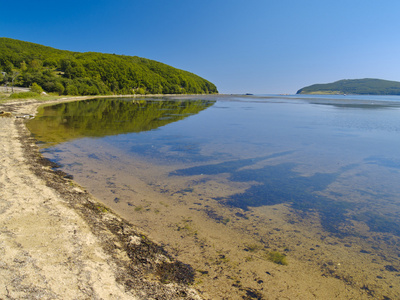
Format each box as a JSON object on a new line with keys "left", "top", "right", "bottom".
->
{"left": 43, "top": 58, "right": 58, "bottom": 68}
{"left": 3, "top": 61, "right": 14, "bottom": 74}
{"left": 54, "top": 82, "right": 65, "bottom": 95}
{"left": 66, "top": 85, "right": 79, "bottom": 95}
{"left": 30, "top": 82, "right": 43, "bottom": 94}
{"left": 136, "top": 87, "right": 146, "bottom": 95}
{"left": 29, "top": 59, "right": 42, "bottom": 71}
{"left": 65, "top": 64, "right": 86, "bottom": 79}
{"left": 0, "top": 37, "right": 219, "bottom": 96}
{"left": 10, "top": 71, "right": 20, "bottom": 93}
{"left": 20, "top": 61, "right": 27, "bottom": 72}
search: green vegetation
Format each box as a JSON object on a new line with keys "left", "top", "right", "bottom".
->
{"left": 134, "top": 206, "right": 143, "bottom": 212}
{"left": 8, "top": 91, "right": 41, "bottom": 99}
{"left": 0, "top": 37, "right": 218, "bottom": 96}
{"left": 30, "top": 82, "right": 43, "bottom": 94}
{"left": 267, "top": 251, "right": 288, "bottom": 265}
{"left": 95, "top": 205, "right": 109, "bottom": 213}
{"left": 27, "top": 98, "right": 215, "bottom": 147}
{"left": 297, "top": 78, "right": 400, "bottom": 95}
{"left": 221, "top": 218, "right": 230, "bottom": 225}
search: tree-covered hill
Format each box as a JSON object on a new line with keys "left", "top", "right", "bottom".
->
{"left": 0, "top": 37, "right": 218, "bottom": 96}
{"left": 296, "top": 78, "right": 400, "bottom": 95}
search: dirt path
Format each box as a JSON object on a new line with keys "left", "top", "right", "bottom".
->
{"left": 0, "top": 99, "right": 201, "bottom": 299}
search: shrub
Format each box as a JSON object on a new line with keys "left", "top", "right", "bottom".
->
{"left": 267, "top": 251, "right": 288, "bottom": 265}
{"left": 30, "top": 82, "right": 44, "bottom": 94}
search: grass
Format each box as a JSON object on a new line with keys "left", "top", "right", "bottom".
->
{"left": 0, "top": 94, "right": 11, "bottom": 103}
{"left": 8, "top": 91, "right": 41, "bottom": 99}
{"left": 0, "top": 91, "right": 67, "bottom": 103}
{"left": 0, "top": 91, "right": 157, "bottom": 105}
{"left": 134, "top": 205, "right": 143, "bottom": 212}
{"left": 175, "top": 217, "right": 199, "bottom": 236}
{"left": 267, "top": 251, "right": 288, "bottom": 265}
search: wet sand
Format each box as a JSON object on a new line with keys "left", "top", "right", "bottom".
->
{"left": 1, "top": 97, "right": 399, "bottom": 299}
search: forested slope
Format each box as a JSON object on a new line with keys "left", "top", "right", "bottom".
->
{"left": 0, "top": 38, "right": 218, "bottom": 95}
{"left": 297, "top": 78, "right": 400, "bottom": 95}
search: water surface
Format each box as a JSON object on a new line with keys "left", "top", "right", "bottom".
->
{"left": 28, "top": 95, "right": 400, "bottom": 298}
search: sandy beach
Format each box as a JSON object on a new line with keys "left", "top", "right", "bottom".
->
{"left": 0, "top": 98, "right": 201, "bottom": 299}
{"left": 1, "top": 97, "right": 399, "bottom": 300}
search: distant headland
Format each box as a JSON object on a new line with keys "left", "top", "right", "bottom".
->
{"left": 296, "top": 78, "right": 400, "bottom": 95}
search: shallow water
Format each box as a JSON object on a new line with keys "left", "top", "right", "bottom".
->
{"left": 28, "top": 94, "right": 400, "bottom": 298}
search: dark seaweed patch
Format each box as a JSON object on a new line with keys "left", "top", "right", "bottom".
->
{"left": 384, "top": 265, "right": 399, "bottom": 272}
{"left": 204, "top": 209, "right": 230, "bottom": 225}
{"left": 173, "top": 155, "right": 360, "bottom": 236}
{"left": 170, "top": 151, "right": 295, "bottom": 177}
{"left": 88, "top": 153, "right": 100, "bottom": 160}
{"left": 353, "top": 213, "right": 400, "bottom": 236}
{"left": 130, "top": 140, "right": 214, "bottom": 164}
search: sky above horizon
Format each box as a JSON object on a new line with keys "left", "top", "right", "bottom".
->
{"left": 2, "top": 0, "right": 400, "bottom": 94}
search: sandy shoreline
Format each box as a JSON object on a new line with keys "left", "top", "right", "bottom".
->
{"left": 0, "top": 97, "right": 202, "bottom": 299}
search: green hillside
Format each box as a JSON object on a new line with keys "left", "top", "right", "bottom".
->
{"left": 0, "top": 37, "right": 218, "bottom": 96}
{"left": 296, "top": 78, "right": 400, "bottom": 95}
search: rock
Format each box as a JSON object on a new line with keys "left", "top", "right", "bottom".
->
{"left": 128, "top": 235, "right": 142, "bottom": 246}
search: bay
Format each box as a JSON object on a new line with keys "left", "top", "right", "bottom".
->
{"left": 28, "top": 94, "right": 400, "bottom": 299}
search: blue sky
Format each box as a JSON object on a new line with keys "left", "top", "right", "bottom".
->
{"left": 2, "top": 0, "right": 400, "bottom": 94}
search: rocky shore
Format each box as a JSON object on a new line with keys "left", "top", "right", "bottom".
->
{"left": 0, "top": 98, "right": 201, "bottom": 299}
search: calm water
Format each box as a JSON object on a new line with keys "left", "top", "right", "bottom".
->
{"left": 28, "top": 95, "right": 400, "bottom": 238}
{"left": 28, "top": 94, "right": 400, "bottom": 297}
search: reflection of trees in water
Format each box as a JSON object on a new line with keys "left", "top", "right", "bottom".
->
{"left": 28, "top": 98, "right": 215, "bottom": 146}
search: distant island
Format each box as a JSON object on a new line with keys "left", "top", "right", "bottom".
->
{"left": 296, "top": 78, "right": 400, "bottom": 95}
{"left": 0, "top": 38, "right": 218, "bottom": 96}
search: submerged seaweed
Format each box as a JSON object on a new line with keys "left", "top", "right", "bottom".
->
{"left": 171, "top": 155, "right": 361, "bottom": 236}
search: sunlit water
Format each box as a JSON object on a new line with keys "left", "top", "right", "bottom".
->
{"left": 28, "top": 94, "right": 400, "bottom": 298}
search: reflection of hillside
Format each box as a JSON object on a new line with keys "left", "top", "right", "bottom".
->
{"left": 28, "top": 98, "right": 215, "bottom": 147}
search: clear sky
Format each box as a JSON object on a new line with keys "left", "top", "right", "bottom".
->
{"left": 2, "top": 0, "right": 400, "bottom": 94}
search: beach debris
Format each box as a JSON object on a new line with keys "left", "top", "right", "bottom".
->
{"left": 0, "top": 111, "right": 12, "bottom": 117}
{"left": 15, "top": 114, "right": 34, "bottom": 119}
{"left": 128, "top": 235, "right": 142, "bottom": 246}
